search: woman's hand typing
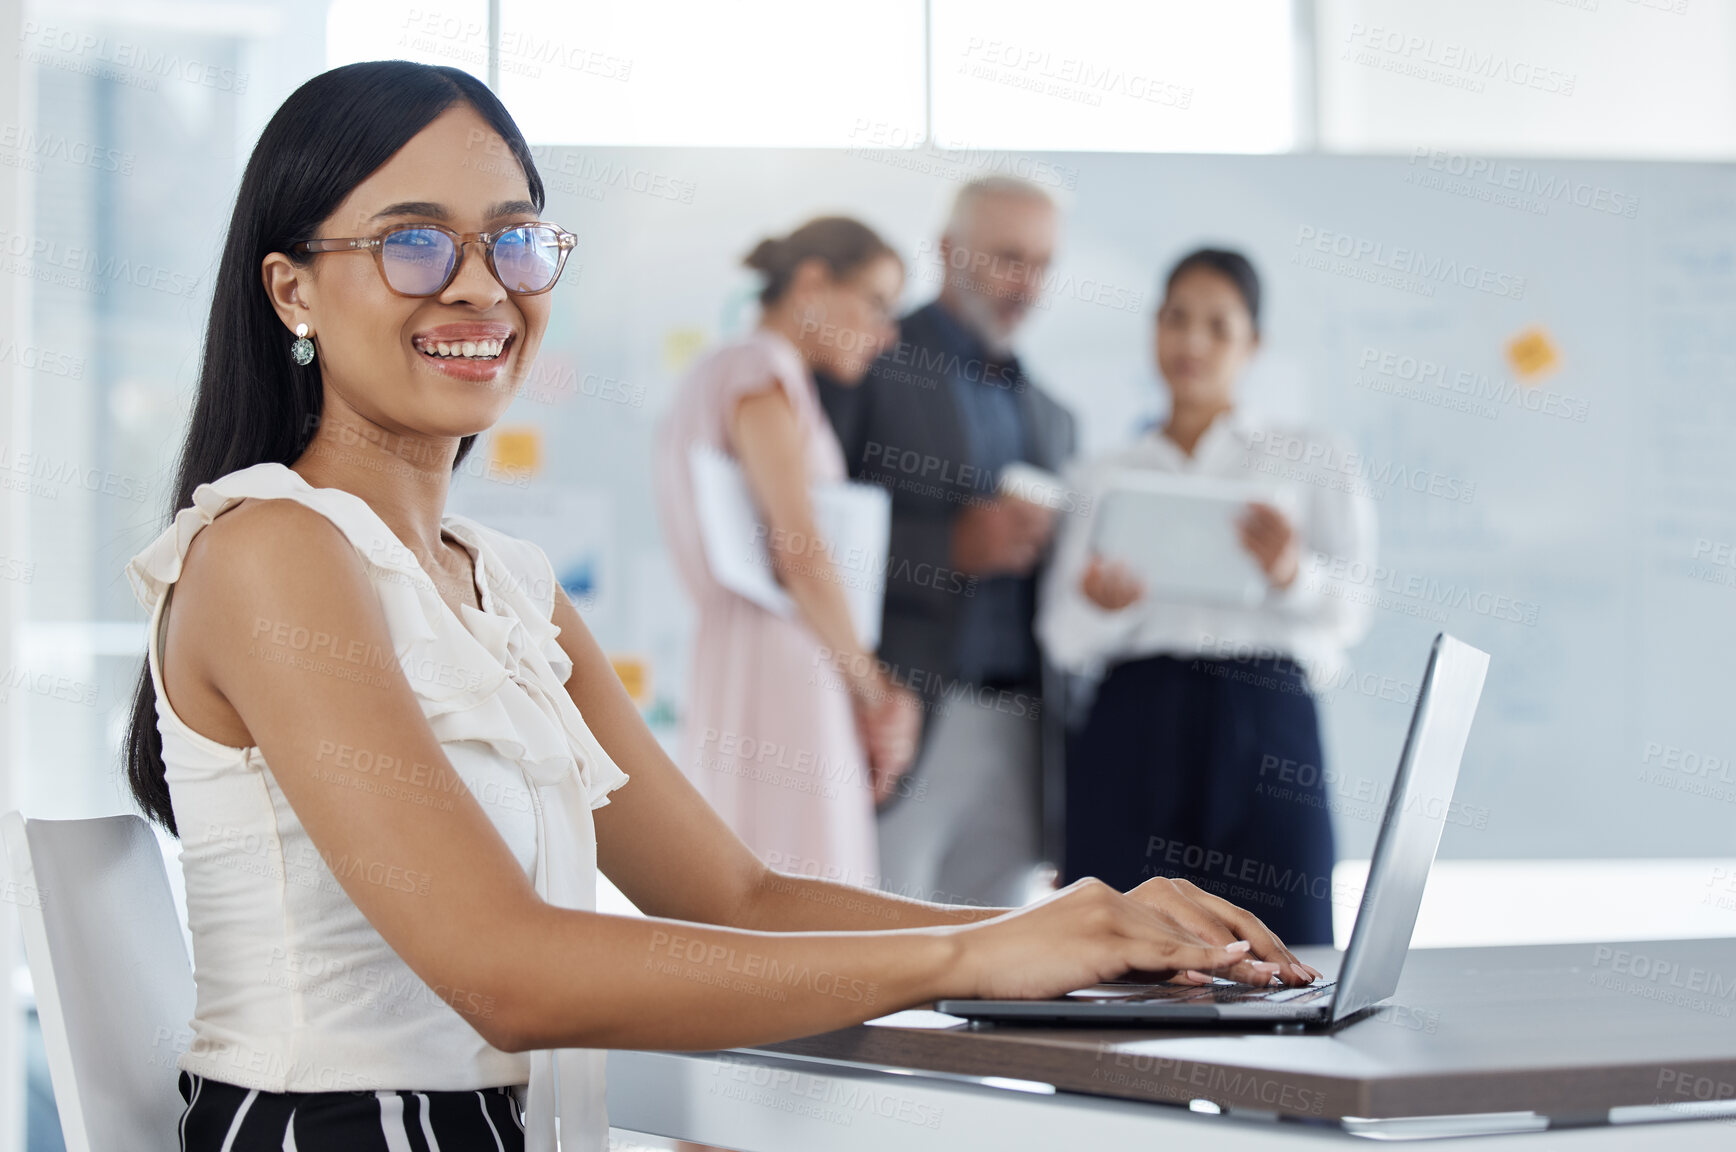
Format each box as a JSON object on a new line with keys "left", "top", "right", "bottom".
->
{"left": 1121, "top": 875, "right": 1320, "bottom": 985}
{"left": 940, "top": 877, "right": 1306, "bottom": 1002}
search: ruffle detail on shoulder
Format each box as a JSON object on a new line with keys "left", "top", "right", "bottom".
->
{"left": 124, "top": 461, "right": 438, "bottom": 613}
{"left": 123, "top": 461, "right": 629, "bottom": 810}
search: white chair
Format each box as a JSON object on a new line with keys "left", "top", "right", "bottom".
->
{"left": 1, "top": 812, "right": 195, "bottom": 1152}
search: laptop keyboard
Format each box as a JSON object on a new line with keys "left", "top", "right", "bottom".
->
{"left": 1119, "top": 980, "right": 1337, "bottom": 1005}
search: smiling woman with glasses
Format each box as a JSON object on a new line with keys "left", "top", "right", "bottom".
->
{"left": 120, "top": 58, "right": 1314, "bottom": 1152}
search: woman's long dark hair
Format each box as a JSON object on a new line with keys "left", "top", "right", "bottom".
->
{"left": 124, "top": 60, "right": 545, "bottom": 834}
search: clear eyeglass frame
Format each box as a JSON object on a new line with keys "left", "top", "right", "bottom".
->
{"left": 289, "top": 221, "right": 578, "bottom": 297}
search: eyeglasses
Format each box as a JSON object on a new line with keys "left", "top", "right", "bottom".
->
{"left": 290, "top": 221, "right": 577, "bottom": 297}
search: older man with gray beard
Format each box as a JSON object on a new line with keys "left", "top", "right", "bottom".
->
{"left": 818, "top": 175, "right": 1076, "bottom": 909}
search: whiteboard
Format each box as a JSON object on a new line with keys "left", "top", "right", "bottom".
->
{"left": 457, "top": 143, "right": 1736, "bottom": 862}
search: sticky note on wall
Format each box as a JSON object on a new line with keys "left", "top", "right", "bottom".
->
{"left": 609, "top": 653, "right": 651, "bottom": 705}
{"left": 662, "top": 327, "right": 708, "bottom": 377}
{"left": 1505, "top": 327, "right": 1560, "bottom": 383}
{"left": 491, "top": 426, "right": 543, "bottom": 476}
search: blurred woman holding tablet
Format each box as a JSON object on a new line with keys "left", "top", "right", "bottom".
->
{"left": 1037, "top": 248, "right": 1377, "bottom": 946}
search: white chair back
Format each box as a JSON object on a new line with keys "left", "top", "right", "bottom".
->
{"left": 2, "top": 811, "right": 195, "bottom": 1152}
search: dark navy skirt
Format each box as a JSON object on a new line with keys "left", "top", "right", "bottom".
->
{"left": 1063, "top": 653, "right": 1337, "bottom": 945}
{"left": 178, "top": 1070, "right": 525, "bottom": 1150}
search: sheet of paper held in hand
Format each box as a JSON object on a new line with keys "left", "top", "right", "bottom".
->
{"left": 1089, "top": 468, "right": 1296, "bottom": 608}
{"left": 689, "top": 443, "right": 890, "bottom": 649}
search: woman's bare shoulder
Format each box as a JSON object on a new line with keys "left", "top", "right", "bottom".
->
{"left": 163, "top": 496, "right": 379, "bottom": 746}
{"left": 172, "top": 495, "right": 379, "bottom": 642}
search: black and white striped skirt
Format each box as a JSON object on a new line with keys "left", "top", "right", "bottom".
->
{"left": 178, "top": 1070, "right": 526, "bottom": 1150}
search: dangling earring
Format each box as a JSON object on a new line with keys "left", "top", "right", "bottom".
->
{"left": 290, "top": 322, "right": 316, "bottom": 366}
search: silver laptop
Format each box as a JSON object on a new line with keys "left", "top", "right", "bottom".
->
{"left": 934, "top": 632, "right": 1489, "bottom": 1029}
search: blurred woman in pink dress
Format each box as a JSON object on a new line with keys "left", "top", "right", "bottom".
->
{"left": 655, "top": 217, "right": 923, "bottom": 892}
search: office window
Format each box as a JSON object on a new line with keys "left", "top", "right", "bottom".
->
{"left": 7, "top": 0, "right": 323, "bottom": 826}
{"left": 1318, "top": 0, "right": 1736, "bottom": 158}
{"left": 497, "top": 0, "right": 927, "bottom": 147}
{"left": 929, "top": 0, "right": 1298, "bottom": 153}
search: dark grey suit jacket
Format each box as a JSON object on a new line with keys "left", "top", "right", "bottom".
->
{"left": 818, "top": 301, "right": 1077, "bottom": 699}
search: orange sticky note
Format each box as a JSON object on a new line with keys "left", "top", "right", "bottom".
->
{"left": 609, "top": 653, "right": 650, "bottom": 705}
{"left": 1506, "top": 327, "right": 1560, "bottom": 383}
{"left": 490, "top": 426, "right": 542, "bottom": 475}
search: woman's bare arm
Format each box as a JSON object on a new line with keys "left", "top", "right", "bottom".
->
{"left": 561, "top": 560, "right": 1316, "bottom": 982}
{"left": 562, "top": 586, "right": 1313, "bottom": 994}
{"left": 169, "top": 499, "right": 1294, "bottom": 1056}
{"left": 169, "top": 498, "right": 994, "bottom": 1050}
{"left": 728, "top": 384, "right": 924, "bottom": 791}
{"left": 729, "top": 386, "right": 872, "bottom": 680}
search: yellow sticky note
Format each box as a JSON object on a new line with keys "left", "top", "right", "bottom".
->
{"left": 609, "top": 653, "right": 651, "bottom": 705}
{"left": 1506, "top": 327, "right": 1560, "bottom": 383}
{"left": 490, "top": 426, "right": 542, "bottom": 475}
{"left": 662, "top": 327, "right": 708, "bottom": 377}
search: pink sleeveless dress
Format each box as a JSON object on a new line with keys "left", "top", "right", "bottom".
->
{"left": 653, "top": 328, "right": 878, "bottom": 888}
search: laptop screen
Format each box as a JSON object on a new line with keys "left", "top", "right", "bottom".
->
{"left": 1331, "top": 633, "right": 1490, "bottom": 1023}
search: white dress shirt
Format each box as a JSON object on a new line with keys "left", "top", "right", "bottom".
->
{"left": 1036, "top": 408, "right": 1377, "bottom": 691}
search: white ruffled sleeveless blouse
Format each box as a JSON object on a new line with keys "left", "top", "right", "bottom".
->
{"left": 124, "top": 461, "right": 629, "bottom": 1152}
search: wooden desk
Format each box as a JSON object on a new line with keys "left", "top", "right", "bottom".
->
{"left": 607, "top": 938, "right": 1736, "bottom": 1148}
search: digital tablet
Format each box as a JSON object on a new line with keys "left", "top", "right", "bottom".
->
{"left": 1089, "top": 470, "right": 1292, "bottom": 608}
